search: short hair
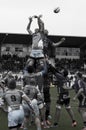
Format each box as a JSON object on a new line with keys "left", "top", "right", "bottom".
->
{"left": 35, "top": 28, "right": 39, "bottom": 33}
{"left": 44, "top": 29, "right": 48, "bottom": 35}
{"left": 8, "top": 78, "right": 16, "bottom": 89}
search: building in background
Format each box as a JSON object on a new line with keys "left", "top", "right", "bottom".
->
{"left": 0, "top": 33, "right": 86, "bottom": 72}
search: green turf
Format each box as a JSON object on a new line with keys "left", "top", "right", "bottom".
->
{"left": 0, "top": 87, "right": 83, "bottom": 130}
{"left": 49, "top": 87, "right": 83, "bottom": 130}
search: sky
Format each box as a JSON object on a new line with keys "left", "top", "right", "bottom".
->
{"left": 0, "top": 0, "right": 86, "bottom": 37}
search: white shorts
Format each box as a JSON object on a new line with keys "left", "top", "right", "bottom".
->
{"left": 8, "top": 106, "right": 24, "bottom": 128}
{"left": 30, "top": 49, "right": 44, "bottom": 58}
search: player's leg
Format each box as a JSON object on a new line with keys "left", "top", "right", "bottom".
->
{"left": 53, "top": 104, "right": 61, "bottom": 126}
{"left": 53, "top": 96, "right": 62, "bottom": 127}
{"left": 78, "top": 107, "right": 86, "bottom": 130}
{"left": 22, "top": 102, "right": 31, "bottom": 130}
{"left": 31, "top": 99, "right": 42, "bottom": 130}
{"left": 45, "top": 102, "right": 51, "bottom": 126}
{"left": 39, "top": 103, "right": 49, "bottom": 128}
{"left": 43, "top": 86, "right": 51, "bottom": 126}
{"left": 65, "top": 98, "right": 77, "bottom": 127}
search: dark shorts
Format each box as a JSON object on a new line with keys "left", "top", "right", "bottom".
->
{"left": 57, "top": 93, "right": 70, "bottom": 106}
{"left": 78, "top": 96, "right": 86, "bottom": 107}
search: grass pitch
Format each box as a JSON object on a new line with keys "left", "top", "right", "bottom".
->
{"left": 0, "top": 87, "right": 83, "bottom": 130}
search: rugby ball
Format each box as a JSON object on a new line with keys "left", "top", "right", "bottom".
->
{"left": 54, "top": 7, "right": 60, "bottom": 13}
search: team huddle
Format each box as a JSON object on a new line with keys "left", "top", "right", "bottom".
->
{"left": 0, "top": 15, "right": 86, "bottom": 130}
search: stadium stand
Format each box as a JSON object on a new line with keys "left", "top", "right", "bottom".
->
{"left": 0, "top": 33, "right": 86, "bottom": 73}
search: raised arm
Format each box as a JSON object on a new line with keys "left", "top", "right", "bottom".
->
{"left": 38, "top": 15, "right": 45, "bottom": 32}
{"left": 73, "top": 88, "right": 84, "bottom": 100}
{"left": 48, "top": 63, "right": 65, "bottom": 80}
{"left": 52, "top": 37, "right": 65, "bottom": 47}
{"left": 73, "top": 79, "right": 85, "bottom": 100}
{"left": 34, "top": 15, "right": 45, "bottom": 32}
{"left": 26, "top": 17, "right": 33, "bottom": 35}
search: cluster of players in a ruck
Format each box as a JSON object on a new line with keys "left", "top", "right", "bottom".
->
{"left": 0, "top": 15, "right": 86, "bottom": 130}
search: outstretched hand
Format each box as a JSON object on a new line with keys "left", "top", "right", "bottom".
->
{"left": 38, "top": 14, "right": 42, "bottom": 18}
{"left": 61, "top": 37, "right": 65, "bottom": 42}
{"left": 34, "top": 15, "right": 38, "bottom": 18}
{"left": 34, "top": 15, "right": 42, "bottom": 19}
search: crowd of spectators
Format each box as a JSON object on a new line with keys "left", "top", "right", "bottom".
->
{"left": 0, "top": 53, "right": 85, "bottom": 74}
{"left": 55, "top": 58, "right": 84, "bottom": 73}
{"left": 0, "top": 53, "right": 29, "bottom": 72}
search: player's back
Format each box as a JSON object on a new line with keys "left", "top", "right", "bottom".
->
{"left": 23, "top": 85, "right": 38, "bottom": 100}
{"left": 4, "top": 89, "right": 23, "bottom": 106}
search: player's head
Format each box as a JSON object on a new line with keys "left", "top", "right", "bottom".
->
{"left": 35, "top": 28, "right": 39, "bottom": 33}
{"left": 44, "top": 29, "right": 48, "bottom": 35}
{"left": 62, "top": 69, "right": 68, "bottom": 77}
{"left": 8, "top": 78, "right": 16, "bottom": 89}
{"left": 8, "top": 71, "right": 13, "bottom": 77}
{"left": 30, "top": 78, "right": 36, "bottom": 86}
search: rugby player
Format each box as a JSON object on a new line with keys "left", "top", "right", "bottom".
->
{"left": 1, "top": 78, "right": 33, "bottom": 130}
{"left": 73, "top": 72, "right": 86, "bottom": 130}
